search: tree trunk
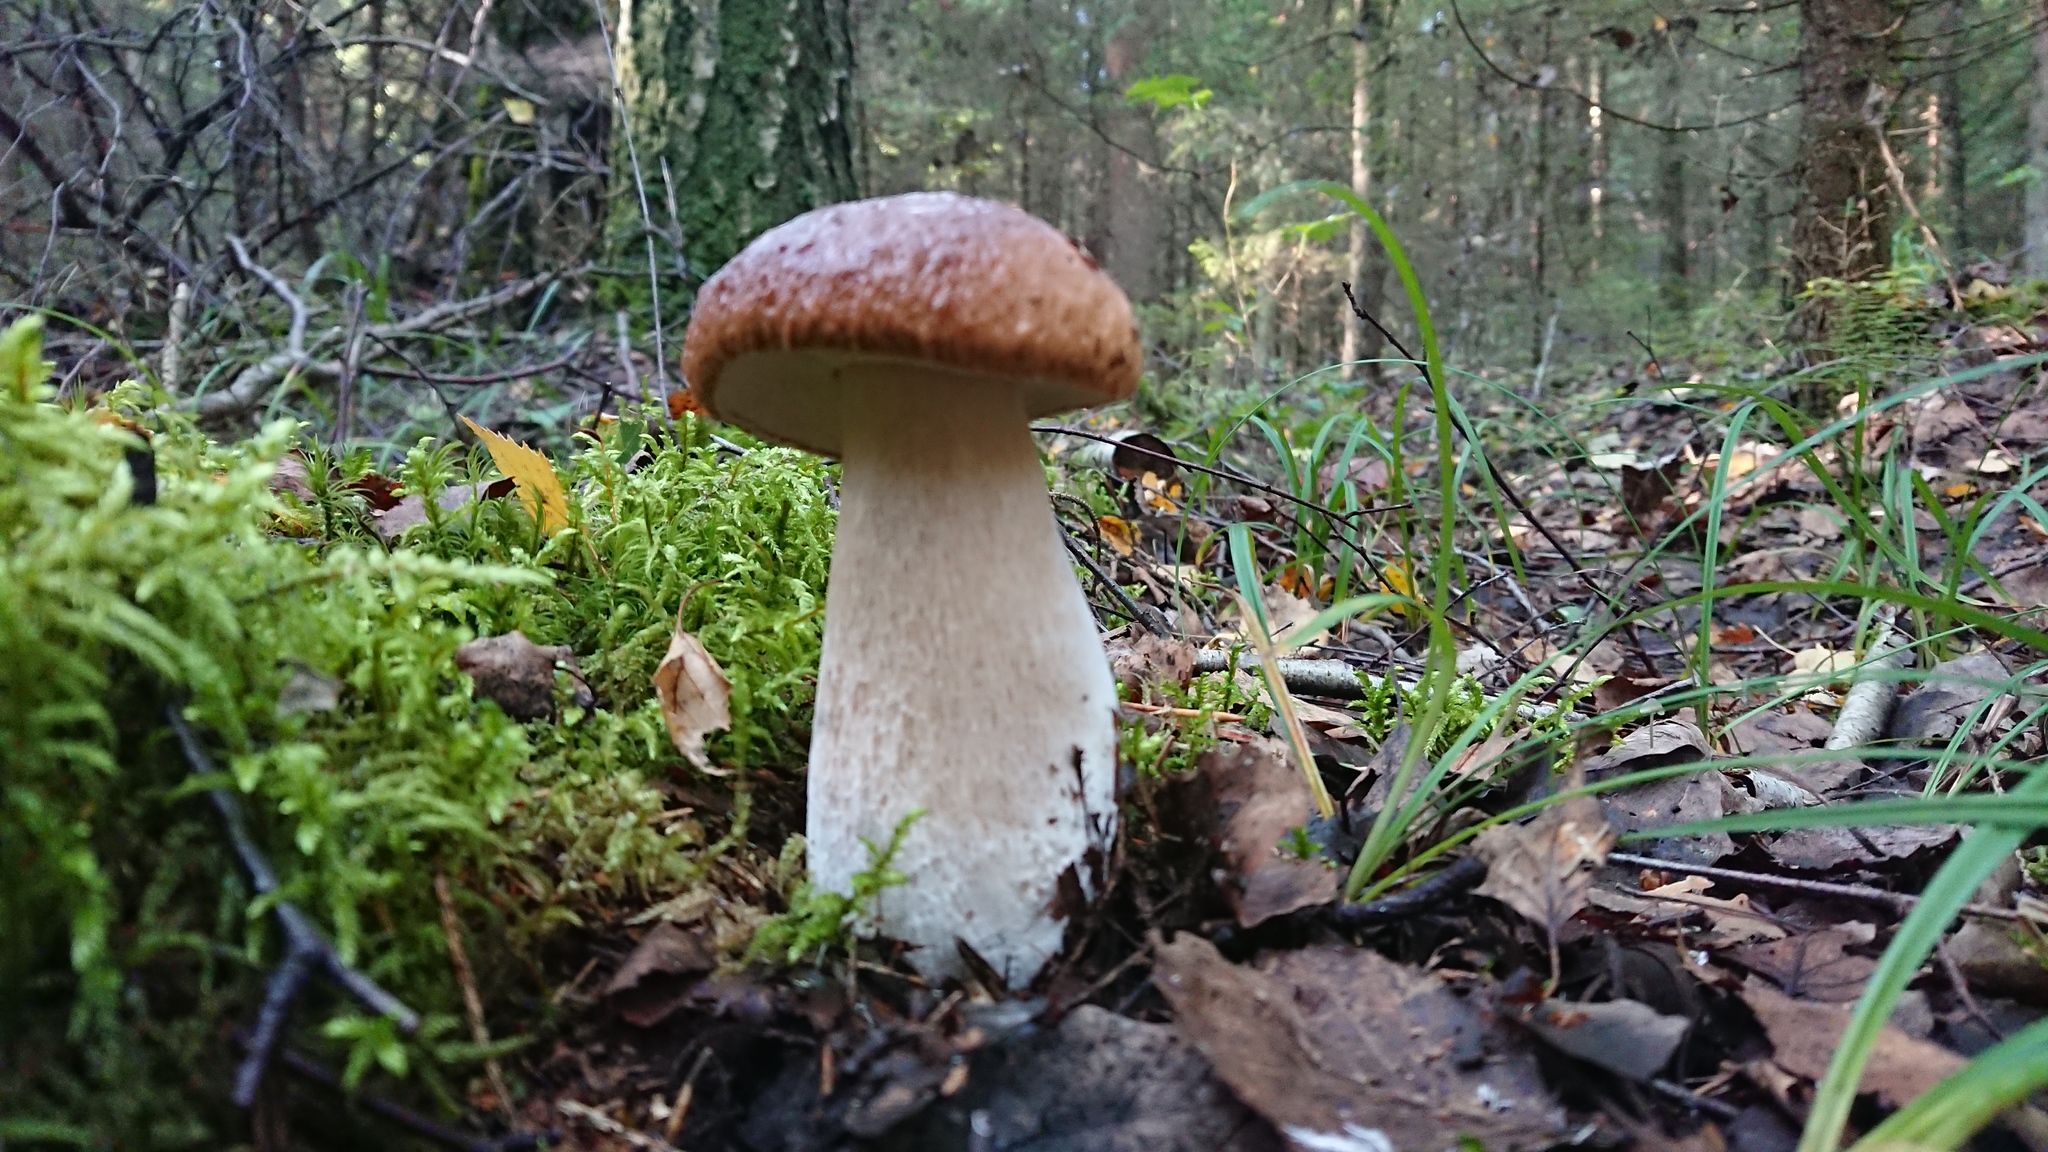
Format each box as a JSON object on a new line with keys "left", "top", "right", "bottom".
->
{"left": 1788, "top": 0, "right": 1905, "bottom": 290}
{"left": 1657, "top": 27, "right": 1688, "bottom": 314}
{"left": 1942, "top": 0, "right": 1967, "bottom": 254}
{"left": 614, "top": 0, "right": 859, "bottom": 280}
{"left": 1340, "top": 0, "right": 1389, "bottom": 383}
{"left": 1094, "top": 3, "right": 1167, "bottom": 302}
{"left": 2028, "top": 1, "right": 2048, "bottom": 275}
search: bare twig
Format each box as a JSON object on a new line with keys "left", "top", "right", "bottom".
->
{"left": 190, "top": 265, "right": 582, "bottom": 418}
{"left": 244, "top": 1035, "right": 551, "bottom": 1152}
{"left": 167, "top": 704, "right": 419, "bottom": 1107}
{"left": 434, "top": 873, "right": 513, "bottom": 1121}
{"left": 1606, "top": 851, "right": 2028, "bottom": 923}
{"left": 558, "top": 1101, "right": 681, "bottom": 1152}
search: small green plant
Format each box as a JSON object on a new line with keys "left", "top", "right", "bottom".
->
{"left": 746, "top": 810, "right": 924, "bottom": 967}
{"left": 1278, "top": 825, "right": 1318, "bottom": 861}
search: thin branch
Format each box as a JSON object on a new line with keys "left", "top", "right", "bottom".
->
{"left": 167, "top": 705, "right": 419, "bottom": 1107}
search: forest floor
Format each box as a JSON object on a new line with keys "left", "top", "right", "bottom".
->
{"left": 15, "top": 272, "right": 2048, "bottom": 1152}
{"left": 470, "top": 285, "right": 2048, "bottom": 1151}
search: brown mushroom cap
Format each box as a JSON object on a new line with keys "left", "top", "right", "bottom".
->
{"left": 681, "top": 192, "right": 1142, "bottom": 455}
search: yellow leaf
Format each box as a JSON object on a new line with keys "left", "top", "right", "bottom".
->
{"left": 501, "top": 97, "right": 537, "bottom": 125}
{"left": 1097, "top": 515, "right": 1137, "bottom": 556}
{"left": 462, "top": 417, "right": 569, "bottom": 533}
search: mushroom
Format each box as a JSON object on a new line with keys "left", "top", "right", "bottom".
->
{"left": 681, "top": 192, "right": 1142, "bottom": 985}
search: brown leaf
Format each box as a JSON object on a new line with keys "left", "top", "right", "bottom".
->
{"left": 372, "top": 480, "right": 515, "bottom": 541}
{"left": 1600, "top": 771, "right": 1747, "bottom": 867}
{"left": 605, "top": 921, "right": 716, "bottom": 999}
{"left": 1199, "top": 739, "right": 1339, "bottom": 927}
{"left": 1588, "top": 877, "right": 1786, "bottom": 948}
{"left": 455, "top": 631, "right": 579, "bottom": 721}
{"left": 1889, "top": 651, "right": 2010, "bottom": 745}
{"left": 1732, "top": 924, "right": 1877, "bottom": 1002}
{"left": 1594, "top": 673, "right": 1671, "bottom": 713}
{"left": 1583, "top": 719, "right": 1712, "bottom": 779}
{"left": 1472, "top": 795, "right": 1615, "bottom": 939}
{"left": 1619, "top": 448, "right": 1686, "bottom": 528}
{"left": 653, "top": 616, "right": 731, "bottom": 772}
{"left": 347, "top": 470, "right": 404, "bottom": 511}
{"left": 1106, "top": 633, "right": 1198, "bottom": 696}
{"left": 1740, "top": 981, "right": 1962, "bottom": 1108}
{"left": 1948, "top": 920, "right": 2048, "bottom": 1004}
{"left": 1515, "top": 998, "right": 1690, "bottom": 1081}
{"left": 269, "top": 454, "right": 316, "bottom": 502}
{"left": 1152, "top": 933, "right": 1567, "bottom": 1150}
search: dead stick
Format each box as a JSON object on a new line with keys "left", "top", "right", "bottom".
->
{"left": 1607, "top": 851, "right": 2025, "bottom": 923}
{"left": 435, "top": 873, "right": 513, "bottom": 1120}
{"left": 169, "top": 704, "right": 419, "bottom": 1107}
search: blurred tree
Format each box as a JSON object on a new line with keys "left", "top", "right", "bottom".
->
{"left": 613, "top": 0, "right": 860, "bottom": 280}
{"left": 1789, "top": 0, "right": 1907, "bottom": 289}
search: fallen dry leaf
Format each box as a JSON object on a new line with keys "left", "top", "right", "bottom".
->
{"left": 1096, "top": 515, "right": 1138, "bottom": 556}
{"left": 1152, "top": 932, "right": 1567, "bottom": 1151}
{"left": 1732, "top": 924, "right": 1876, "bottom": 1003}
{"left": 455, "top": 631, "right": 581, "bottom": 721}
{"left": 1889, "top": 651, "right": 2010, "bottom": 745}
{"left": 462, "top": 416, "right": 570, "bottom": 534}
{"left": 1515, "top": 998, "right": 1690, "bottom": 1081}
{"left": 1740, "top": 980, "right": 1962, "bottom": 1108}
{"left": 605, "top": 921, "right": 716, "bottom": 1000}
{"left": 1589, "top": 877, "right": 1786, "bottom": 948}
{"left": 1106, "top": 633, "right": 1197, "bottom": 696}
{"left": 1198, "top": 740, "right": 1338, "bottom": 927}
{"left": 652, "top": 614, "right": 732, "bottom": 772}
{"left": 1473, "top": 795, "right": 1615, "bottom": 947}
{"left": 1600, "top": 771, "right": 1749, "bottom": 868}
{"left": 1582, "top": 719, "right": 1712, "bottom": 780}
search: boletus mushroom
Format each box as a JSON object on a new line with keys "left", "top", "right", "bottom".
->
{"left": 680, "top": 192, "right": 1141, "bottom": 985}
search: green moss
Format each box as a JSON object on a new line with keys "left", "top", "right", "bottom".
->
{"left": 0, "top": 317, "right": 837, "bottom": 1143}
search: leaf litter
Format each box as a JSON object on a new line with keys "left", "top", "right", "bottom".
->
{"left": 42, "top": 311, "right": 2048, "bottom": 1152}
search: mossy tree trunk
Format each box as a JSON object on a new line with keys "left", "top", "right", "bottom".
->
{"left": 613, "top": 0, "right": 858, "bottom": 282}
{"left": 1788, "top": 0, "right": 1905, "bottom": 291}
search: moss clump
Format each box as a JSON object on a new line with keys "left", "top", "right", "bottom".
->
{"left": 0, "top": 317, "right": 835, "bottom": 1144}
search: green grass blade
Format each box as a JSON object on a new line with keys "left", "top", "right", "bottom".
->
{"left": 1852, "top": 1015, "right": 2048, "bottom": 1152}
{"left": 1798, "top": 770, "right": 2048, "bottom": 1152}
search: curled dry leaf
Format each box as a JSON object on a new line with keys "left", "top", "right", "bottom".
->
{"left": 1151, "top": 932, "right": 1567, "bottom": 1152}
{"left": 455, "top": 630, "right": 582, "bottom": 721}
{"left": 1739, "top": 980, "right": 1962, "bottom": 1109}
{"left": 1106, "top": 632, "right": 1197, "bottom": 696}
{"left": 1198, "top": 739, "right": 1338, "bottom": 927}
{"left": 653, "top": 616, "right": 732, "bottom": 773}
{"left": 1472, "top": 795, "right": 1615, "bottom": 945}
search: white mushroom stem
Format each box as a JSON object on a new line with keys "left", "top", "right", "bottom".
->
{"left": 807, "top": 365, "right": 1118, "bottom": 987}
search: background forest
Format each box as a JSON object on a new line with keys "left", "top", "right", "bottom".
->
{"left": 18, "top": 0, "right": 2048, "bottom": 1151}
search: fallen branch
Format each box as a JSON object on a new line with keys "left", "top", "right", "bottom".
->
{"left": 435, "top": 873, "right": 512, "bottom": 1120}
{"left": 167, "top": 704, "right": 420, "bottom": 1107}
{"left": 240, "top": 1034, "right": 550, "bottom": 1152}
{"left": 1606, "top": 851, "right": 2028, "bottom": 923}
{"left": 190, "top": 258, "right": 584, "bottom": 419}
{"left": 1826, "top": 608, "right": 1907, "bottom": 752}
{"left": 558, "top": 1101, "right": 681, "bottom": 1152}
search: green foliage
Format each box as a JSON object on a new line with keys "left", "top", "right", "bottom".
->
{"left": 746, "top": 811, "right": 922, "bottom": 968}
{"left": 1124, "top": 74, "right": 1212, "bottom": 111}
{"left": 0, "top": 316, "right": 836, "bottom": 1143}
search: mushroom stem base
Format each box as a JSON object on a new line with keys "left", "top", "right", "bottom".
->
{"left": 808, "top": 366, "right": 1117, "bottom": 986}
